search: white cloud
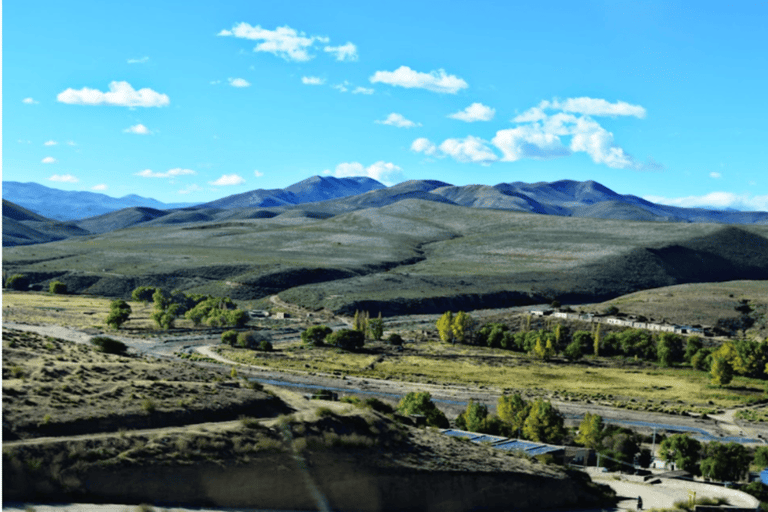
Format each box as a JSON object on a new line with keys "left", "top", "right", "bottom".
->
{"left": 91, "top": 184, "right": 108, "bottom": 191}
{"left": 18, "top": 140, "right": 32, "bottom": 144}
{"left": 332, "top": 81, "right": 349, "bottom": 93}
{"left": 438, "top": 136, "right": 498, "bottom": 165}
{"left": 22, "top": 97, "right": 39, "bottom": 104}
{"left": 513, "top": 106, "right": 548, "bottom": 123}
{"left": 67, "top": 141, "right": 77, "bottom": 146}
{"left": 254, "top": 170, "right": 264, "bottom": 177}
{"left": 41, "top": 156, "right": 57, "bottom": 164}
{"left": 210, "top": 174, "right": 246, "bottom": 186}
{"left": 123, "top": 123, "right": 152, "bottom": 135}
{"left": 644, "top": 192, "right": 768, "bottom": 212}
{"left": 710, "top": 172, "right": 722, "bottom": 179}
{"left": 369, "top": 66, "right": 468, "bottom": 94}
{"left": 569, "top": 116, "right": 638, "bottom": 169}
{"left": 44, "top": 140, "right": 58, "bottom": 146}
{"left": 410, "top": 138, "right": 439, "bottom": 156}
{"left": 376, "top": 113, "right": 420, "bottom": 128}
{"left": 127, "top": 56, "right": 149, "bottom": 64}
{"left": 324, "top": 42, "right": 358, "bottom": 61}
{"left": 547, "top": 97, "right": 646, "bottom": 118}
{"left": 448, "top": 102, "right": 495, "bottom": 122}
{"left": 57, "top": 81, "right": 170, "bottom": 107}
{"left": 135, "top": 168, "right": 196, "bottom": 178}
{"left": 325, "top": 161, "right": 403, "bottom": 185}
{"left": 352, "top": 86, "right": 374, "bottom": 95}
{"left": 302, "top": 76, "right": 325, "bottom": 85}
{"left": 178, "top": 184, "right": 203, "bottom": 194}
{"left": 210, "top": 80, "right": 222, "bottom": 85}
{"left": 492, "top": 125, "right": 570, "bottom": 162}
{"left": 48, "top": 174, "right": 78, "bottom": 183}
{"left": 229, "top": 77, "right": 251, "bottom": 88}
{"left": 218, "top": 23, "right": 329, "bottom": 62}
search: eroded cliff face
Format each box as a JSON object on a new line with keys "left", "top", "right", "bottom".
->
{"left": 4, "top": 447, "right": 611, "bottom": 512}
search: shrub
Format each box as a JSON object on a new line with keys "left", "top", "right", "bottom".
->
{"left": 141, "top": 399, "right": 156, "bottom": 414}
{"left": 131, "top": 286, "right": 159, "bottom": 303}
{"left": 90, "top": 336, "right": 128, "bottom": 355}
{"left": 258, "top": 339, "right": 273, "bottom": 352}
{"left": 221, "top": 330, "right": 238, "bottom": 346}
{"left": 396, "top": 391, "right": 449, "bottom": 428}
{"left": 326, "top": 329, "right": 365, "bottom": 351}
{"left": 237, "top": 331, "right": 257, "bottom": 348}
{"left": 48, "top": 281, "right": 67, "bottom": 294}
{"left": 106, "top": 299, "right": 132, "bottom": 329}
{"left": 386, "top": 333, "right": 403, "bottom": 346}
{"left": 301, "top": 325, "right": 332, "bottom": 346}
{"left": 6, "top": 274, "right": 29, "bottom": 291}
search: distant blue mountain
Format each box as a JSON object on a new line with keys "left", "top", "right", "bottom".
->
{"left": 2, "top": 181, "right": 197, "bottom": 221}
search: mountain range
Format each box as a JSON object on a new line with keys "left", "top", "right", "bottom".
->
{"left": 4, "top": 176, "right": 768, "bottom": 247}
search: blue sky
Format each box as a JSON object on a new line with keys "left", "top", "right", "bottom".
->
{"left": 4, "top": 0, "right": 768, "bottom": 210}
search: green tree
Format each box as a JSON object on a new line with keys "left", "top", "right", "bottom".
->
{"left": 497, "top": 394, "right": 529, "bottom": 433}
{"left": 600, "top": 426, "right": 640, "bottom": 467}
{"left": 575, "top": 412, "right": 603, "bottom": 450}
{"left": 522, "top": 399, "right": 565, "bottom": 444}
{"left": 221, "top": 330, "right": 238, "bottom": 346}
{"left": 692, "top": 347, "right": 713, "bottom": 371}
{"left": 593, "top": 322, "right": 601, "bottom": 356}
{"left": 436, "top": 311, "right": 454, "bottom": 343}
{"left": 455, "top": 400, "right": 489, "bottom": 432}
{"left": 711, "top": 356, "right": 734, "bottom": 387}
{"left": 131, "top": 286, "right": 159, "bottom": 304}
{"left": 619, "top": 329, "right": 656, "bottom": 360}
{"left": 5, "top": 274, "right": 29, "bottom": 291}
{"left": 396, "top": 392, "right": 449, "bottom": 428}
{"left": 369, "top": 313, "right": 384, "bottom": 341}
{"left": 49, "top": 281, "right": 67, "bottom": 294}
{"left": 386, "top": 333, "right": 403, "bottom": 346}
{"left": 659, "top": 434, "right": 702, "bottom": 474}
{"left": 564, "top": 339, "right": 584, "bottom": 360}
{"left": 301, "top": 325, "right": 332, "bottom": 346}
{"left": 700, "top": 442, "right": 750, "bottom": 482}
{"left": 326, "top": 329, "right": 365, "bottom": 351}
{"left": 105, "top": 299, "right": 132, "bottom": 329}
{"left": 684, "top": 336, "right": 703, "bottom": 363}
{"left": 452, "top": 311, "right": 474, "bottom": 344}
{"left": 657, "top": 333, "right": 684, "bottom": 367}
{"left": 152, "top": 303, "right": 179, "bottom": 330}
{"left": 753, "top": 446, "right": 768, "bottom": 467}
{"left": 734, "top": 339, "right": 768, "bottom": 378}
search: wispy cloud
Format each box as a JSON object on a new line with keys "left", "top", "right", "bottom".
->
{"left": 448, "top": 102, "right": 495, "bottom": 122}
{"left": 332, "top": 81, "right": 350, "bottom": 93}
{"left": 324, "top": 42, "right": 358, "bottom": 61}
{"left": 376, "top": 113, "right": 420, "bottom": 128}
{"left": 44, "top": 140, "right": 58, "bottom": 146}
{"left": 218, "top": 23, "right": 331, "bottom": 62}
{"left": 352, "top": 86, "right": 374, "bottom": 95}
{"left": 228, "top": 77, "right": 251, "bottom": 87}
{"left": 324, "top": 161, "right": 403, "bottom": 185}
{"left": 254, "top": 170, "right": 264, "bottom": 177}
{"left": 42, "top": 156, "right": 57, "bottom": 164}
{"left": 22, "top": 97, "right": 39, "bottom": 104}
{"left": 370, "top": 66, "right": 468, "bottom": 94}
{"left": 91, "top": 184, "right": 108, "bottom": 191}
{"left": 127, "top": 56, "right": 149, "bottom": 64}
{"left": 178, "top": 184, "right": 203, "bottom": 194}
{"left": 123, "top": 124, "right": 152, "bottom": 135}
{"left": 301, "top": 76, "right": 325, "bottom": 85}
{"left": 209, "top": 174, "right": 246, "bottom": 186}
{"left": 48, "top": 174, "right": 78, "bottom": 183}
{"left": 135, "top": 168, "right": 196, "bottom": 178}
{"left": 67, "top": 141, "right": 77, "bottom": 146}
{"left": 710, "top": 172, "right": 722, "bottom": 179}
{"left": 644, "top": 192, "right": 768, "bottom": 212}
{"left": 411, "top": 138, "right": 439, "bottom": 156}
{"left": 57, "top": 81, "right": 170, "bottom": 107}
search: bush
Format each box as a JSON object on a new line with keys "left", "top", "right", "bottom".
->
{"left": 90, "top": 336, "right": 128, "bottom": 355}
{"left": 106, "top": 299, "right": 132, "bottom": 329}
{"left": 396, "top": 391, "right": 449, "bottom": 428}
{"left": 326, "top": 329, "right": 365, "bottom": 351}
{"left": 6, "top": 274, "right": 29, "bottom": 291}
{"left": 258, "top": 339, "right": 273, "bottom": 352}
{"left": 48, "top": 281, "right": 67, "bottom": 294}
{"left": 301, "top": 325, "right": 332, "bottom": 346}
{"left": 237, "top": 331, "right": 258, "bottom": 348}
{"left": 386, "top": 333, "right": 404, "bottom": 346}
{"left": 221, "top": 330, "right": 238, "bottom": 346}
{"left": 131, "top": 286, "right": 159, "bottom": 303}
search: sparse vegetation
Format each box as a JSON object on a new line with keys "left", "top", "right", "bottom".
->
{"left": 90, "top": 336, "right": 128, "bottom": 355}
